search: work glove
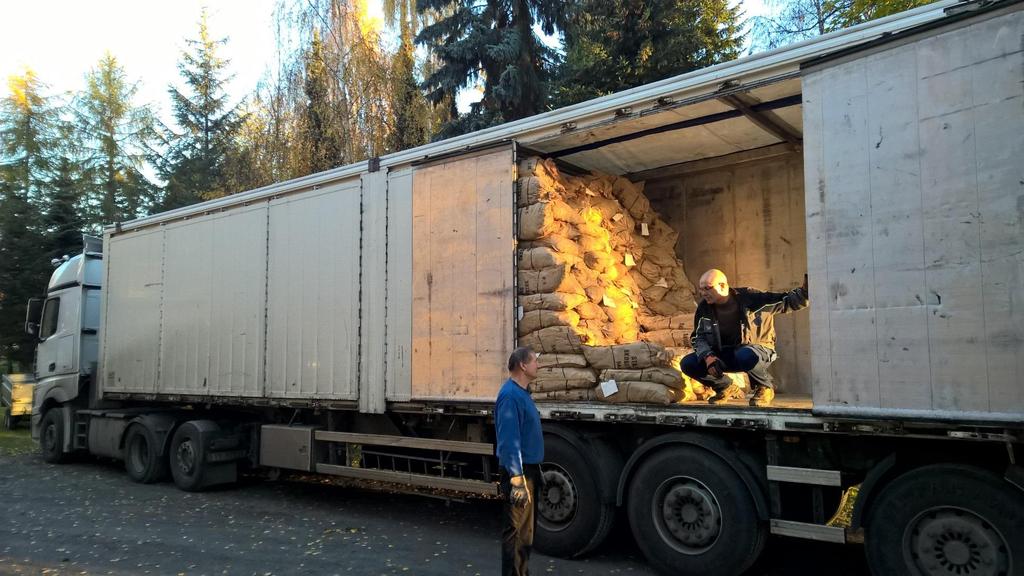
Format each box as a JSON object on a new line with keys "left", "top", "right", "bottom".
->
{"left": 509, "top": 474, "right": 531, "bottom": 508}
{"left": 705, "top": 355, "right": 726, "bottom": 378}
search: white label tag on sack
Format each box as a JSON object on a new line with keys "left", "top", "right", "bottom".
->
{"left": 655, "top": 277, "right": 669, "bottom": 288}
{"left": 517, "top": 306, "right": 524, "bottom": 320}
{"left": 624, "top": 253, "right": 635, "bottom": 267}
{"left": 640, "top": 222, "right": 650, "bottom": 236}
{"left": 600, "top": 379, "right": 619, "bottom": 397}
{"left": 602, "top": 294, "right": 617, "bottom": 308}
{"left": 612, "top": 213, "right": 623, "bottom": 222}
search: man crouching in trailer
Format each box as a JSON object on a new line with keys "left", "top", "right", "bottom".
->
{"left": 495, "top": 347, "right": 544, "bottom": 576}
{"left": 680, "top": 269, "right": 808, "bottom": 407}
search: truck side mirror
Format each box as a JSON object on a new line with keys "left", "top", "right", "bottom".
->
{"left": 24, "top": 298, "right": 42, "bottom": 336}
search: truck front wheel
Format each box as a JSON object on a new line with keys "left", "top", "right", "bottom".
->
{"left": 534, "top": 434, "right": 617, "bottom": 558}
{"left": 865, "top": 463, "right": 1022, "bottom": 576}
{"left": 627, "top": 445, "right": 765, "bottom": 576}
{"left": 124, "top": 424, "right": 169, "bottom": 484}
{"left": 39, "top": 409, "right": 68, "bottom": 464}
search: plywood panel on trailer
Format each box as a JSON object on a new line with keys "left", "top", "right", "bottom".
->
{"left": 360, "top": 171, "right": 388, "bottom": 413}
{"left": 266, "top": 181, "right": 361, "bottom": 400}
{"left": 410, "top": 148, "right": 515, "bottom": 401}
{"left": 101, "top": 230, "right": 165, "bottom": 394}
{"left": 386, "top": 168, "right": 414, "bottom": 402}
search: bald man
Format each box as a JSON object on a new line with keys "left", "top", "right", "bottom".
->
{"left": 681, "top": 269, "right": 808, "bottom": 407}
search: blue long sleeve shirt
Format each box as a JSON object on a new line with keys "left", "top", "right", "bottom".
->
{"left": 495, "top": 378, "right": 544, "bottom": 476}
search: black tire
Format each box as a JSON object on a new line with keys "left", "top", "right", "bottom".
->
{"left": 2, "top": 409, "right": 12, "bottom": 430}
{"left": 627, "top": 445, "right": 766, "bottom": 576}
{"left": 535, "top": 434, "right": 618, "bottom": 558}
{"left": 865, "top": 463, "right": 1024, "bottom": 576}
{"left": 169, "top": 422, "right": 207, "bottom": 492}
{"left": 39, "top": 408, "right": 68, "bottom": 464}
{"left": 124, "top": 424, "right": 169, "bottom": 484}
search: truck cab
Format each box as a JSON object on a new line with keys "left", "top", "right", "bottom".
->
{"left": 28, "top": 235, "right": 104, "bottom": 449}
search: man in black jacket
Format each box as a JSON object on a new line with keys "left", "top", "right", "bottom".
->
{"left": 680, "top": 269, "right": 808, "bottom": 407}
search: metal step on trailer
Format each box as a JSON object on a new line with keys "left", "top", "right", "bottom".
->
{"left": 765, "top": 464, "right": 856, "bottom": 544}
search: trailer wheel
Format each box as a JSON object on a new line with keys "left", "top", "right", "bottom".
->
{"left": 865, "top": 464, "right": 1022, "bottom": 576}
{"left": 124, "top": 424, "right": 169, "bottom": 484}
{"left": 2, "top": 409, "right": 14, "bottom": 430}
{"left": 39, "top": 409, "right": 68, "bottom": 464}
{"left": 535, "top": 434, "right": 617, "bottom": 558}
{"left": 627, "top": 445, "right": 765, "bottom": 576}
{"left": 169, "top": 422, "right": 208, "bottom": 491}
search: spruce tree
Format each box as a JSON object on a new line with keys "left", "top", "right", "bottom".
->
{"left": 748, "top": 0, "right": 934, "bottom": 52}
{"left": 556, "top": 0, "right": 744, "bottom": 106}
{"left": 415, "top": 0, "right": 567, "bottom": 138}
{"left": 77, "top": 52, "right": 158, "bottom": 228}
{"left": 160, "top": 10, "right": 243, "bottom": 209}
{"left": 0, "top": 71, "right": 62, "bottom": 369}
{"left": 301, "top": 29, "right": 347, "bottom": 174}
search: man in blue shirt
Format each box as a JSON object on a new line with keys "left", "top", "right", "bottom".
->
{"left": 495, "top": 346, "right": 543, "bottom": 576}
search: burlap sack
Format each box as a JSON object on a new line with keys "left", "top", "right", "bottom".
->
{"left": 644, "top": 246, "right": 678, "bottom": 267}
{"left": 518, "top": 247, "right": 580, "bottom": 270}
{"left": 518, "top": 176, "right": 556, "bottom": 207}
{"left": 575, "top": 301, "right": 605, "bottom": 320}
{"left": 519, "top": 326, "right": 584, "bottom": 354}
{"left": 599, "top": 367, "right": 685, "bottom": 390}
{"left": 641, "top": 329, "right": 689, "bottom": 348}
{"left": 611, "top": 178, "right": 652, "bottom": 221}
{"left": 584, "top": 285, "right": 605, "bottom": 304}
{"left": 642, "top": 285, "right": 670, "bottom": 302}
{"left": 638, "top": 313, "right": 690, "bottom": 332}
{"left": 532, "top": 388, "right": 598, "bottom": 402}
{"left": 530, "top": 378, "right": 598, "bottom": 393}
{"left": 518, "top": 309, "right": 580, "bottom": 336}
{"left": 535, "top": 367, "right": 597, "bottom": 382}
{"left": 519, "top": 201, "right": 578, "bottom": 240}
{"left": 520, "top": 237, "right": 581, "bottom": 258}
{"left": 520, "top": 292, "right": 587, "bottom": 312}
{"left": 637, "top": 259, "right": 663, "bottom": 282}
{"left": 582, "top": 342, "right": 672, "bottom": 370}
{"left": 646, "top": 300, "right": 682, "bottom": 316}
{"left": 519, "top": 265, "right": 585, "bottom": 295}
{"left": 594, "top": 380, "right": 682, "bottom": 405}
{"left": 536, "top": 354, "right": 588, "bottom": 369}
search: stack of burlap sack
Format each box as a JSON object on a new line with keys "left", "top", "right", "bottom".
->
{"left": 516, "top": 156, "right": 745, "bottom": 404}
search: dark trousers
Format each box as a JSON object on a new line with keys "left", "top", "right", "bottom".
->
{"left": 500, "top": 464, "right": 541, "bottom": 576}
{"left": 680, "top": 345, "right": 777, "bottom": 392}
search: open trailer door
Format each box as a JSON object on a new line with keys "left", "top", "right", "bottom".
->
{"left": 407, "top": 144, "right": 517, "bottom": 403}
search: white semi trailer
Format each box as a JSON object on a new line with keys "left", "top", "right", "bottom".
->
{"left": 28, "top": 2, "right": 1023, "bottom": 575}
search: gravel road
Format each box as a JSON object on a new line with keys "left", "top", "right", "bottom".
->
{"left": 0, "top": 430, "right": 867, "bottom": 576}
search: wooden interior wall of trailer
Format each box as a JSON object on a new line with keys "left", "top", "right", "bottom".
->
{"left": 645, "top": 151, "right": 810, "bottom": 395}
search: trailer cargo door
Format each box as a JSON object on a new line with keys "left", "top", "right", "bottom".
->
{"left": 265, "top": 178, "right": 363, "bottom": 401}
{"left": 409, "top": 145, "right": 516, "bottom": 402}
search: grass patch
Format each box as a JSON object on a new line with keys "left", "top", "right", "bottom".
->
{"left": 0, "top": 408, "right": 35, "bottom": 456}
